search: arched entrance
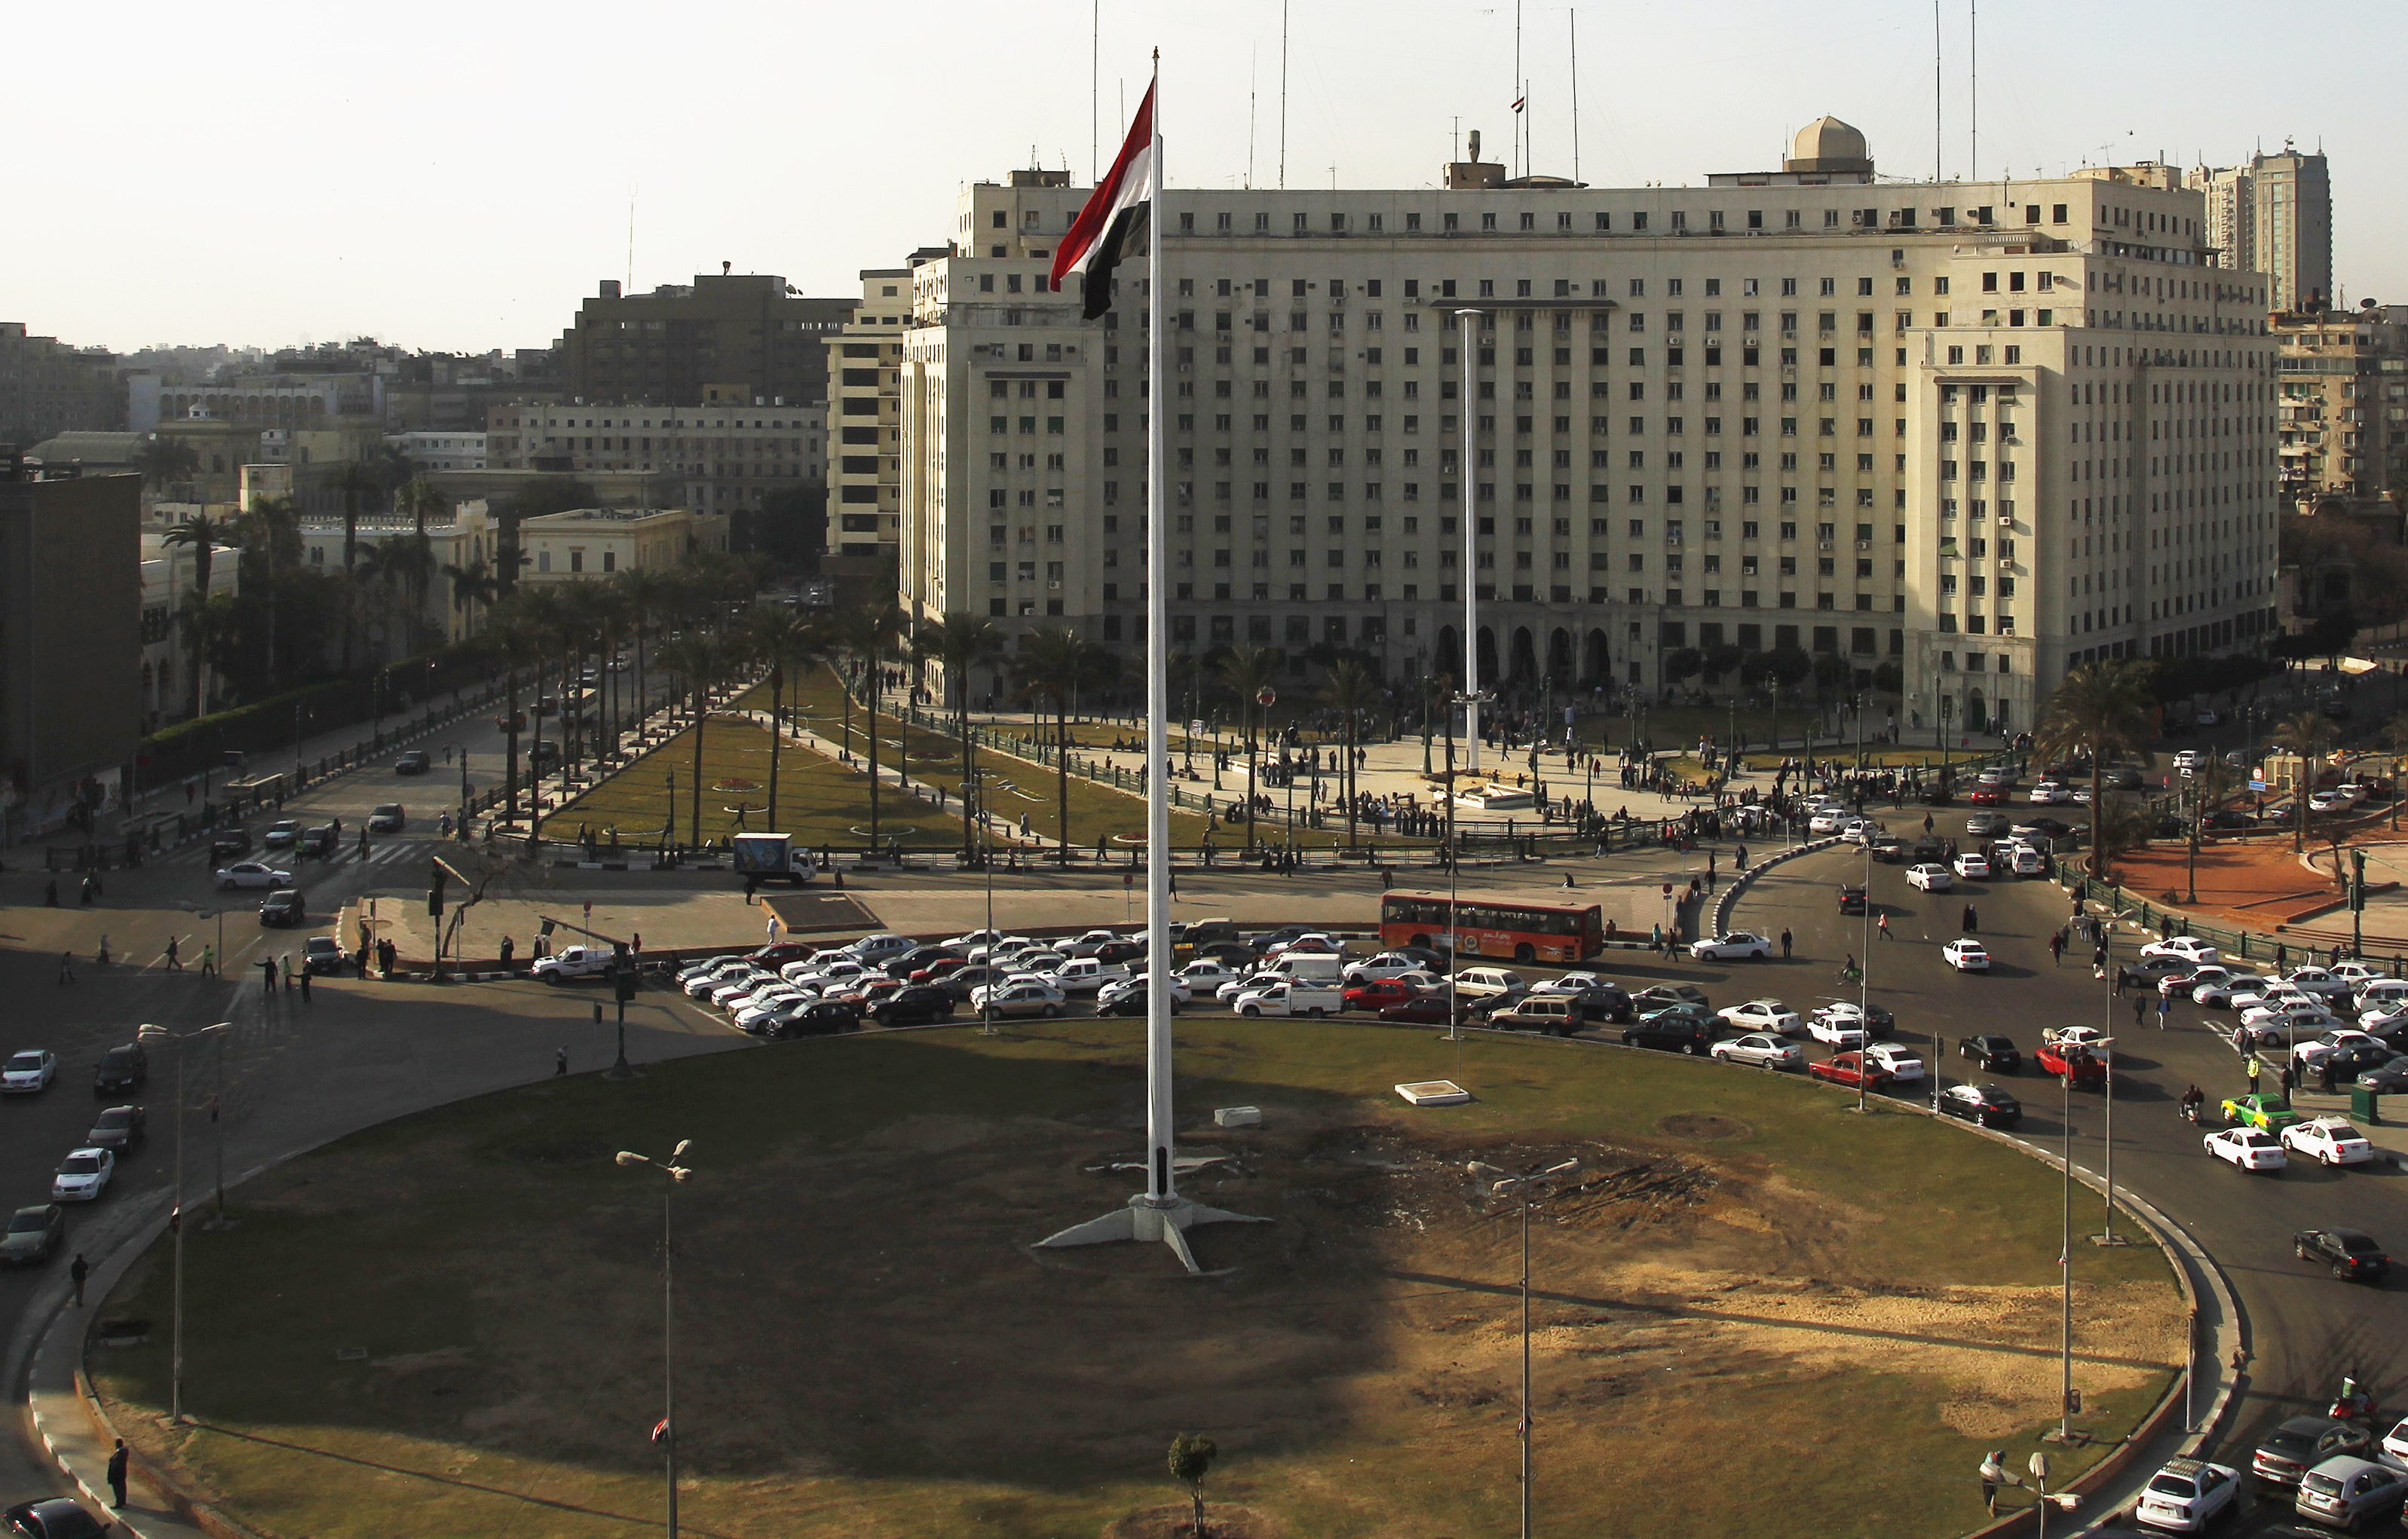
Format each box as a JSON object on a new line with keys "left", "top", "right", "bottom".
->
{"left": 1546, "top": 627, "right": 1573, "bottom": 685}
{"left": 1509, "top": 626, "right": 1538, "bottom": 684}
{"left": 1475, "top": 626, "right": 1500, "bottom": 689}
{"left": 1965, "top": 690, "right": 1988, "bottom": 734}
{"left": 1435, "top": 626, "right": 1461, "bottom": 686}
{"left": 1582, "top": 628, "right": 1610, "bottom": 684}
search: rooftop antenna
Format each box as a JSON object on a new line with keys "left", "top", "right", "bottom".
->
{"left": 1279, "top": 0, "right": 1289, "bottom": 188}
{"left": 1090, "top": 0, "right": 1099, "bottom": 181}
{"left": 1968, "top": 0, "right": 1978, "bottom": 184}
{"left": 1569, "top": 11, "right": 1581, "bottom": 183}
{"left": 1514, "top": 0, "right": 1523, "bottom": 180}
{"left": 1932, "top": 0, "right": 1943, "bottom": 184}
{"left": 1247, "top": 47, "right": 1258, "bottom": 188}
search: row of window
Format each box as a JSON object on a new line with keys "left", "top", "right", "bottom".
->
{"left": 1160, "top": 203, "right": 2075, "bottom": 237}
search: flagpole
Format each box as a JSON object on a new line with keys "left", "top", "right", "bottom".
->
{"left": 1144, "top": 48, "right": 1175, "bottom": 1209}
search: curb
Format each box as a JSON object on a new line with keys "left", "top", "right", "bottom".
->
{"left": 1711, "top": 835, "right": 1845, "bottom": 933}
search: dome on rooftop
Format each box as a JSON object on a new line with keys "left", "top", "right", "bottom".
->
{"left": 1785, "top": 116, "right": 1873, "bottom": 175}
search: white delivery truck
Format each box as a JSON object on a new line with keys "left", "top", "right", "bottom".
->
{"left": 731, "top": 833, "right": 816, "bottom": 886}
{"left": 1267, "top": 953, "right": 1344, "bottom": 984}
{"left": 1230, "top": 980, "right": 1342, "bottom": 1018}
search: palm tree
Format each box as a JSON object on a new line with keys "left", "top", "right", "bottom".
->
{"left": 610, "top": 567, "right": 676, "bottom": 736}
{"left": 1013, "top": 624, "right": 1087, "bottom": 862}
{"left": 2382, "top": 712, "right": 2408, "bottom": 832}
{"left": 161, "top": 512, "right": 234, "bottom": 717}
{"left": 442, "top": 556, "right": 501, "bottom": 639}
{"left": 134, "top": 436, "right": 200, "bottom": 497}
{"left": 1215, "top": 644, "right": 1285, "bottom": 854}
{"left": 830, "top": 604, "right": 910, "bottom": 851}
{"left": 2034, "top": 660, "right": 2155, "bottom": 878}
{"left": 2183, "top": 757, "right": 2238, "bottom": 904}
{"left": 913, "top": 613, "right": 1005, "bottom": 860}
{"left": 2277, "top": 709, "right": 2341, "bottom": 852}
{"left": 483, "top": 598, "right": 550, "bottom": 828}
{"left": 329, "top": 461, "right": 381, "bottom": 574}
{"left": 396, "top": 477, "right": 449, "bottom": 540}
{"left": 654, "top": 632, "right": 732, "bottom": 848}
{"left": 1319, "top": 656, "right": 1380, "bottom": 849}
{"left": 741, "top": 606, "right": 829, "bottom": 831}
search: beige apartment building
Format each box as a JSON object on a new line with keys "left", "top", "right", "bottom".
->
{"left": 516, "top": 506, "right": 729, "bottom": 584}
{"left": 2272, "top": 304, "right": 2408, "bottom": 511}
{"left": 824, "top": 268, "right": 913, "bottom": 565}
{"left": 486, "top": 401, "right": 823, "bottom": 520}
{"left": 2194, "top": 148, "right": 2333, "bottom": 313}
{"left": 896, "top": 120, "right": 2279, "bottom": 737}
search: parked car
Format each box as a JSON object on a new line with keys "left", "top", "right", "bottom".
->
{"left": 2203, "top": 1127, "right": 2287, "bottom": 1173}
{"left": 1938, "top": 1084, "right": 2022, "bottom": 1128}
{"left": 2253, "top": 1417, "right": 2373, "bottom": 1491}
{"left": 1710, "top": 1033, "right": 1802, "bottom": 1070}
{"left": 1808, "top": 1051, "right": 1892, "bottom": 1090}
{"left": 2295, "top": 1455, "right": 2408, "bottom": 1529}
{"left": 2132, "top": 1458, "right": 2240, "bottom": 1532}
{"left": 968, "top": 979, "right": 1068, "bottom": 1019}
{"left": 1959, "top": 1034, "right": 2021, "bottom": 1072}
{"left": 1688, "top": 932, "right": 1773, "bottom": 962}
{"left": 85, "top": 1105, "right": 146, "bottom": 1154}
{"left": 0, "top": 1204, "right": 66, "bottom": 1268}
{"left": 768, "top": 998, "right": 865, "bottom": 1037}
{"left": 1095, "top": 974, "right": 1192, "bottom": 1016}
{"left": 869, "top": 985, "right": 957, "bottom": 1026}
{"left": 2, "top": 1051, "right": 57, "bottom": 1094}
{"left": 258, "top": 889, "right": 307, "bottom": 927}
{"left": 1621, "top": 1008, "right": 1719, "bottom": 1055}
{"left": 50, "top": 1148, "right": 115, "bottom": 1202}
{"left": 91, "top": 1044, "right": 146, "bottom": 1096}
{"left": 2294, "top": 1227, "right": 2390, "bottom": 1281}
{"left": 2, "top": 1498, "right": 112, "bottom": 1539}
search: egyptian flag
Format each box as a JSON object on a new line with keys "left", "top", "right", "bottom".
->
{"left": 1052, "top": 81, "right": 1156, "bottom": 320}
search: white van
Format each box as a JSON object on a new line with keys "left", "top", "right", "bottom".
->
{"left": 1231, "top": 981, "right": 1342, "bottom": 1018}
{"left": 1268, "top": 953, "right": 1344, "bottom": 984}
{"left": 1452, "top": 967, "right": 1528, "bottom": 1003}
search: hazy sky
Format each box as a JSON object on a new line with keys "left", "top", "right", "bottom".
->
{"left": 12, "top": 0, "right": 2403, "bottom": 355}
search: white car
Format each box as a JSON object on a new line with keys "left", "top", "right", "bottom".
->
{"left": 2195, "top": 973, "right": 2272, "bottom": 1008}
{"left": 1864, "top": 1042, "right": 1925, "bottom": 1082}
{"left": 1837, "top": 818, "right": 1878, "bottom": 845}
{"left": 2283, "top": 967, "right": 2352, "bottom": 999}
{"left": 733, "top": 989, "right": 811, "bottom": 1030}
{"left": 1177, "top": 959, "right": 1242, "bottom": 990}
{"left": 2229, "top": 980, "right": 2311, "bottom": 1013}
{"left": 967, "top": 979, "right": 1067, "bottom": 1018}
{"left": 2068, "top": 786, "right": 2095, "bottom": 804}
{"left": 1941, "top": 938, "right": 1991, "bottom": 971}
{"left": 2309, "top": 789, "right": 2355, "bottom": 814}
{"left": 847, "top": 933, "right": 916, "bottom": 965}
{"left": 2204, "top": 1127, "right": 2287, "bottom": 1173}
{"left": 1059, "top": 929, "right": 1125, "bottom": 957}
{"left": 2005, "top": 844, "right": 2048, "bottom": 876}
{"left": 51, "top": 1147, "right": 115, "bottom": 1202}
{"left": 1261, "top": 932, "right": 1341, "bottom": 959}
{"left": 2027, "top": 782, "right": 2072, "bottom": 804}
{"left": 1808, "top": 809, "right": 1849, "bottom": 834}
{"left": 2239, "top": 999, "right": 2339, "bottom": 1036}
{"left": 2290, "top": 1030, "right": 2382, "bottom": 1071}
{"left": 1040, "top": 958, "right": 1131, "bottom": 997}
{"left": 215, "top": 861, "right": 294, "bottom": 890}
{"left": 1530, "top": 971, "right": 1608, "bottom": 998}
{"left": 2283, "top": 1117, "right": 2376, "bottom": 1167}
{"left": 1952, "top": 852, "right": 1992, "bottom": 880}
{"left": 1718, "top": 999, "right": 1803, "bottom": 1036}
{"left": 1710, "top": 1033, "right": 1802, "bottom": 1069}
{"left": 1095, "top": 974, "right": 1193, "bottom": 1012}
{"left": 2140, "top": 936, "right": 2220, "bottom": 965}
{"left": 1806, "top": 1012, "right": 1868, "bottom": 1048}
{"left": 2172, "top": 749, "right": 2209, "bottom": 772}
{"left": 2330, "top": 961, "right": 2385, "bottom": 991}
{"left": 2382, "top": 1417, "right": 2408, "bottom": 1467}
{"left": 1688, "top": 932, "right": 1772, "bottom": 962}
{"left": 2, "top": 1050, "right": 57, "bottom": 1094}
{"left": 708, "top": 972, "right": 777, "bottom": 1008}
{"left": 530, "top": 945, "right": 617, "bottom": 984}
{"left": 945, "top": 928, "right": 1009, "bottom": 950}
{"left": 682, "top": 960, "right": 756, "bottom": 998}
{"left": 2134, "top": 1458, "right": 2241, "bottom": 1532}
{"left": 1906, "top": 863, "right": 1954, "bottom": 892}
{"left": 742, "top": 996, "right": 816, "bottom": 1035}
{"left": 1344, "top": 952, "right": 1433, "bottom": 984}
{"left": 1216, "top": 971, "right": 1282, "bottom": 1004}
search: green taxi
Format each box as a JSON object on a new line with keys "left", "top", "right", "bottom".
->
{"left": 2220, "top": 1092, "right": 2301, "bottom": 1134}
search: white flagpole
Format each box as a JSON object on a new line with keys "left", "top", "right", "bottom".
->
{"left": 1143, "top": 50, "right": 1175, "bottom": 1207}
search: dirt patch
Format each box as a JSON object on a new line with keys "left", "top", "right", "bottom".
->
{"left": 1656, "top": 1112, "right": 1754, "bottom": 1140}
{"left": 1104, "top": 1504, "right": 1281, "bottom": 1539}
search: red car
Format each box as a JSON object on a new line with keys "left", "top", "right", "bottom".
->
{"left": 1965, "top": 786, "right": 2003, "bottom": 806}
{"left": 909, "top": 958, "right": 967, "bottom": 984}
{"left": 1346, "top": 978, "right": 1429, "bottom": 1012}
{"left": 1809, "top": 1051, "right": 1893, "bottom": 1090}
{"left": 2036, "top": 1040, "right": 2106, "bottom": 1088}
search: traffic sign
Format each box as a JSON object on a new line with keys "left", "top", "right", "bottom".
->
{"left": 1256, "top": 687, "right": 1277, "bottom": 707}
{"left": 1662, "top": 882, "right": 1674, "bottom": 897}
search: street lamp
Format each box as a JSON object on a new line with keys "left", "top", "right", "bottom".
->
{"left": 615, "top": 1140, "right": 694, "bottom": 1539}
{"left": 134, "top": 1019, "right": 233, "bottom": 1424}
{"left": 1468, "top": 1158, "right": 1580, "bottom": 1539}
{"left": 964, "top": 772, "right": 1000, "bottom": 1035}
{"left": 445, "top": 741, "right": 468, "bottom": 835}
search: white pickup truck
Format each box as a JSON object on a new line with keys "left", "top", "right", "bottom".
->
{"left": 1230, "top": 980, "right": 1341, "bottom": 1019}
{"left": 531, "top": 944, "right": 617, "bottom": 984}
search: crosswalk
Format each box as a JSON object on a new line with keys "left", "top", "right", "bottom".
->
{"left": 157, "top": 837, "right": 436, "bottom": 873}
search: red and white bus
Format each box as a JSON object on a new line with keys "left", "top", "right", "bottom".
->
{"left": 1378, "top": 891, "right": 1603, "bottom": 964}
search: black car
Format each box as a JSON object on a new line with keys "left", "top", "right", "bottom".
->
{"left": 2295, "top": 1228, "right": 2390, "bottom": 1282}
{"left": 1838, "top": 884, "right": 1869, "bottom": 915}
{"left": 1938, "top": 1084, "right": 2022, "bottom": 1128}
{"left": 1564, "top": 983, "right": 1634, "bottom": 1023}
{"left": 2013, "top": 817, "right": 2075, "bottom": 840}
{"left": 92, "top": 1044, "right": 148, "bottom": 1095}
{"left": 885, "top": 944, "right": 963, "bottom": 980}
{"left": 0, "top": 1204, "right": 65, "bottom": 1267}
{"left": 209, "top": 828, "right": 252, "bottom": 859}
{"left": 297, "top": 825, "right": 337, "bottom": 858}
{"left": 2106, "top": 766, "right": 2146, "bottom": 791}
{"left": 395, "top": 750, "right": 431, "bottom": 774}
{"left": 1622, "top": 1008, "right": 1720, "bottom": 1056}
{"left": 1092, "top": 940, "right": 1146, "bottom": 968}
{"left": 2357, "top": 1058, "right": 2408, "bottom": 1093}
{"left": 4, "top": 1496, "right": 110, "bottom": 1538}
{"left": 2253, "top": 1417, "right": 2373, "bottom": 1489}
{"left": 769, "top": 999, "right": 864, "bottom": 1038}
{"left": 2320, "top": 1044, "right": 2400, "bottom": 1082}
{"left": 2203, "top": 809, "right": 2260, "bottom": 831}
{"left": 1386, "top": 944, "right": 1454, "bottom": 974}
{"left": 870, "top": 985, "right": 956, "bottom": 1026}
{"left": 1248, "top": 925, "right": 1323, "bottom": 956}
{"left": 1910, "top": 836, "right": 1950, "bottom": 864}
{"left": 1192, "top": 941, "right": 1259, "bottom": 970}
{"left": 259, "top": 889, "right": 307, "bottom": 927}
{"left": 87, "top": 1104, "right": 146, "bottom": 1154}
{"left": 1629, "top": 984, "right": 1711, "bottom": 1013}
{"left": 1867, "top": 836, "right": 1908, "bottom": 864}
{"left": 367, "top": 803, "right": 406, "bottom": 834}
{"left": 1959, "top": 1034, "right": 2022, "bottom": 1073}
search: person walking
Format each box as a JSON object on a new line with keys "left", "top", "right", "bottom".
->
{"left": 2131, "top": 995, "right": 2146, "bottom": 1031}
{"left": 299, "top": 965, "right": 311, "bottom": 1002}
{"left": 2157, "top": 994, "right": 2172, "bottom": 1030}
{"left": 2321, "top": 1057, "right": 2339, "bottom": 1095}
{"left": 57, "top": 950, "right": 73, "bottom": 986}
{"left": 198, "top": 944, "right": 216, "bottom": 979}
{"left": 1961, "top": 904, "right": 1978, "bottom": 934}
{"left": 69, "top": 1253, "right": 87, "bottom": 1308}
{"left": 1877, "top": 912, "right": 1892, "bottom": 940}
{"left": 164, "top": 936, "right": 182, "bottom": 971}
{"left": 2280, "top": 1058, "right": 2299, "bottom": 1096}
{"left": 260, "top": 957, "right": 279, "bottom": 996}
{"left": 1780, "top": 927, "right": 1794, "bottom": 959}
{"left": 106, "top": 1439, "right": 128, "bottom": 1510}
{"left": 555, "top": 1045, "right": 568, "bottom": 1077}
{"left": 2048, "top": 930, "right": 2064, "bottom": 966}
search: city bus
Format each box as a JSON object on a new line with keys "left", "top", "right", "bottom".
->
{"left": 1378, "top": 892, "right": 1603, "bottom": 964}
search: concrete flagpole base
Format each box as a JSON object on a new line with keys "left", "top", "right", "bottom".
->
{"left": 1037, "top": 1192, "right": 1269, "bottom": 1275}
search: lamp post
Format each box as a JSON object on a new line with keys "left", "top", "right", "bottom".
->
{"left": 1468, "top": 1158, "right": 1580, "bottom": 1539}
{"left": 135, "top": 1019, "right": 233, "bottom": 1424}
{"left": 615, "top": 1140, "right": 694, "bottom": 1539}
{"left": 2056, "top": 1062, "right": 2077, "bottom": 1442}
{"left": 2092, "top": 1035, "right": 2124, "bottom": 1247}
{"left": 964, "top": 772, "right": 1000, "bottom": 1034}
{"left": 446, "top": 740, "right": 468, "bottom": 834}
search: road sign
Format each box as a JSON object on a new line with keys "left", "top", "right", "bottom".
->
{"left": 1256, "top": 687, "right": 1276, "bottom": 708}
{"left": 1662, "top": 882, "right": 1674, "bottom": 897}
{"left": 2250, "top": 778, "right": 2268, "bottom": 791}
{"left": 2180, "top": 767, "right": 2193, "bottom": 778}
{"left": 1187, "top": 718, "right": 1205, "bottom": 735}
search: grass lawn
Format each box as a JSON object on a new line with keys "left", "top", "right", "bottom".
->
{"left": 538, "top": 713, "right": 952, "bottom": 849}
{"left": 93, "top": 1021, "right": 2180, "bottom": 1539}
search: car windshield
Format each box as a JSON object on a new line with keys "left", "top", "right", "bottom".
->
{"left": 6, "top": 1053, "right": 41, "bottom": 1072}
{"left": 60, "top": 1156, "right": 99, "bottom": 1175}
{"left": 2146, "top": 1473, "right": 2197, "bottom": 1497}
{"left": 8, "top": 1210, "right": 48, "bottom": 1233}
{"left": 375, "top": 805, "right": 400, "bottom": 816}
{"left": 100, "top": 1049, "right": 135, "bottom": 1068}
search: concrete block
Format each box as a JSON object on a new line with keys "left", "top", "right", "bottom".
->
{"left": 1213, "top": 1106, "right": 1263, "bottom": 1129}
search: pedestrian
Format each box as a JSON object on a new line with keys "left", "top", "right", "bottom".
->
{"left": 261, "top": 958, "right": 278, "bottom": 996}
{"left": 2157, "top": 995, "right": 2171, "bottom": 1030}
{"left": 1780, "top": 927, "right": 1794, "bottom": 959}
{"left": 42, "top": 877, "right": 57, "bottom": 907}
{"left": 106, "top": 1439, "right": 127, "bottom": 1510}
{"left": 2281, "top": 1059, "right": 2299, "bottom": 1095}
{"left": 1979, "top": 1451, "right": 2009, "bottom": 1518}
{"left": 500, "top": 935, "right": 516, "bottom": 972}
{"left": 283, "top": 954, "right": 296, "bottom": 991}
{"left": 1961, "top": 904, "right": 1978, "bottom": 934}
{"left": 2246, "top": 1054, "right": 2262, "bottom": 1093}
{"left": 164, "top": 935, "right": 182, "bottom": 971}
{"left": 2131, "top": 995, "right": 2146, "bottom": 1030}
{"left": 1877, "top": 912, "right": 1892, "bottom": 940}
{"left": 69, "top": 1253, "right": 87, "bottom": 1308}
{"left": 299, "top": 966, "right": 311, "bottom": 1002}
{"left": 199, "top": 944, "right": 216, "bottom": 979}
{"left": 2321, "top": 1057, "right": 2338, "bottom": 1095}
{"left": 359, "top": 825, "right": 371, "bottom": 857}
{"left": 2048, "top": 931, "right": 2063, "bottom": 966}
{"left": 57, "top": 950, "right": 73, "bottom": 986}
{"left": 556, "top": 1045, "right": 568, "bottom": 1077}
{"left": 1736, "top": 844, "right": 1748, "bottom": 870}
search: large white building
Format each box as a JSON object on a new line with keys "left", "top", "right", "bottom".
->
{"left": 896, "top": 119, "right": 2280, "bottom": 736}
{"left": 824, "top": 268, "right": 913, "bottom": 564}
{"left": 486, "top": 400, "right": 823, "bottom": 517}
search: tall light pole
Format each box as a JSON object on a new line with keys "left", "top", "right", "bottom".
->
{"left": 2057, "top": 1063, "right": 2076, "bottom": 1442}
{"left": 616, "top": 1140, "right": 694, "bottom": 1539}
{"left": 445, "top": 740, "right": 468, "bottom": 834}
{"left": 1469, "top": 1158, "right": 1579, "bottom": 1539}
{"left": 135, "top": 1019, "right": 232, "bottom": 1424}
{"left": 2091, "top": 1033, "right": 2123, "bottom": 1246}
{"left": 1457, "top": 308, "right": 1484, "bottom": 774}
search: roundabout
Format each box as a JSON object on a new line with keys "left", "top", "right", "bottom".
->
{"left": 85, "top": 1019, "right": 2182, "bottom": 1538}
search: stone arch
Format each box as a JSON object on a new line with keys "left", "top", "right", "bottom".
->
{"left": 1965, "top": 689, "right": 1988, "bottom": 734}
{"left": 1546, "top": 627, "right": 1573, "bottom": 684}
{"left": 1509, "top": 626, "right": 1537, "bottom": 684}
{"left": 1435, "top": 626, "right": 1461, "bottom": 686}
{"left": 1475, "top": 626, "right": 1500, "bottom": 689}
{"left": 1582, "top": 627, "right": 1610, "bottom": 684}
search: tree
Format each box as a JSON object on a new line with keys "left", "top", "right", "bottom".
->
{"left": 654, "top": 632, "right": 732, "bottom": 847}
{"left": 1662, "top": 647, "right": 1705, "bottom": 690}
{"left": 396, "top": 476, "right": 450, "bottom": 540}
{"left": 914, "top": 614, "right": 1006, "bottom": 860}
{"left": 2383, "top": 712, "right": 2408, "bottom": 831}
{"left": 1320, "top": 655, "right": 1380, "bottom": 848}
{"left": 482, "top": 599, "right": 550, "bottom": 829}
{"left": 1701, "top": 642, "right": 1744, "bottom": 687}
{"left": 830, "top": 603, "right": 911, "bottom": 851}
{"left": 1166, "top": 1433, "right": 1218, "bottom": 1539}
{"left": 161, "top": 512, "right": 235, "bottom": 717}
{"left": 442, "top": 556, "right": 502, "bottom": 637}
{"left": 1014, "top": 623, "right": 1088, "bottom": 861}
{"left": 742, "top": 605, "right": 829, "bottom": 832}
{"left": 1215, "top": 644, "right": 1285, "bottom": 854}
{"left": 2183, "top": 757, "right": 2238, "bottom": 904}
{"left": 133, "top": 436, "right": 199, "bottom": 497}
{"left": 2034, "top": 660, "right": 2155, "bottom": 877}
{"left": 2276, "top": 709, "right": 2340, "bottom": 852}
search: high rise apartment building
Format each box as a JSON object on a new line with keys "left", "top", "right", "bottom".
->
{"left": 0, "top": 323, "right": 122, "bottom": 445}
{"left": 2273, "top": 304, "right": 2408, "bottom": 510}
{"left": 824, "top": 268, "right": 913, "bottom": 563}
{"left": 559, "top": 274, "right": 852, "bottom": 409}
{"left": 898, "top": 121, "right": 2279, "bottom": 736}
{"left": 2193, "top": 147, "right": 2332, "bottom": 313}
